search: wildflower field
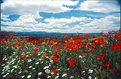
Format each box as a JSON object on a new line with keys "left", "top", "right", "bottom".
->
{"left": 0, "top": 31, "right": 121, "bottom": 79}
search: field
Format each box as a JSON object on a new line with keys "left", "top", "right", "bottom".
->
{"left": 0, "top": 31, "right": 121, "bottom": 79}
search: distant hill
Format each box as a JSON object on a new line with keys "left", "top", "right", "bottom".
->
{"left": 0, "top": 31, "right": 101, "bottom": 37}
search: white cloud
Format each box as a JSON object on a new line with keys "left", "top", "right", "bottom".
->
{"left": 1, "top": 0, "right": 78, "bottom": 15}
{"left": 1, "top": 15, "right": 120, "bottom": 33}
{"left": 1, "top": 13, "right": 10, "bottom": 21}
{"left": 1, "top": 0, "right": 120, "bottom": 33}
{"left": 78, "top": 0, "right": 120, "bottom": 13}
{"left": 1, "top": 0, "right": 79, "bottom": 30}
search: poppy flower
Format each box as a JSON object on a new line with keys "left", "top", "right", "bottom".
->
{"left": 17, "top": 43, "right": 21, "bottom": 47}
{"left": 9, "top": 44, "right": 13, "bottom": 47}
{"left": 83, "top": 33, "right": 89, "bottom": 38}
{"left": 34, "top": 47, "right": 39, "bottom": 53}
{"left": 1, "top": 38, "right": 6, "bottom": 42}
{"left": 47, "top": 42, "right": 51, "bottom": 45}
{"left": 68, "top": 59, "right": 76, "bottom": 68}
{"left": 7, "top": 40, "right": 10, "bottom": 42}
{"left": 112, "top": 42, "right": 121, "bottom": 51}
{"left": 41, "top": 53, "right": 47, "bottom": 57}
{"left": 114, "top": 33, "right": 121, "bottom": 39}
{"left": 45, "top": 37, "right": 50, "bottom": 40}
{"left": 88, "top": 48, "right": 93, "bottom": 53}
{"left": 51, "top": 68, "right": 57, "bottom": 74}
{"left": 64, "top": 35, "right": 68, "bottom": 39}
{"left": 31, "top": 40, "right": 37, "bottom": 44}
{"left": 23, "top": 53, "right": 28, "bottom": 57}
{"left": 72, "top": 45, "right": 79, "bottom": 52}
{"left": 51, "top": 55, "right": 59, "bottom": 62}
{"left": 92, "top": 37, "right": 105, "bottom": 44}
{"left": 56, "top": 47, "right": 61, "bottom": 53}
{"left": 102, "top": 61, "right": 110, "bottom": 67}
{"left": 39, "top": 39, "right": 43, "bottom": 43}
{"left": 17, "top": 40, "right": 21, "bottom": 43}
{"left": 97, "top": 54, "right": 105, "bottom": 60}
{"left": 19, "top": 56, "right": 24, "bottom": 60}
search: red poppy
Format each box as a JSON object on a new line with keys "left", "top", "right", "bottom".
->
{"left": 92, "top": 37, "right": 105, "bottom": 44}
{"left": 1, "top": 38, "right": 6, "bottom": 42}
{"left": 31, "top": 40, "right": 37, "bottom": 44}
{"left": 114, "top": 33, "right": 121, "bottom": 39}
{"left": 51, "top": 55, "right": 59, "bottom": 62}
{"left": 19, "top": 56, "right": 24, "bottom": 60}
{"left": 72, "top": 45, "right": 80, "bottom": 52}
{"left": 112, "top": 42, "right": 121, "bottom": 51}
{"left": 41, "top": 53, "right": 47, "bottom": 57}
{"left": 47, "top": 42, "right": 51, "bottom": 45}
{"left": 64, "top": 35, "right": 68, "bottom": 39}
{"left": 8, "top": 40, "right": 10, "bottom": 42}
{"left": 45, "top": 37, "right": 50, "bottom": 40}
{"left": 25, "top": 38, "right": 29, "bottom": 41}
{"left": 68, "top": 59, "right": 76, "bottom": 68}
{"left": 17, "top": 40, "right": 21, "bottom": 43}
{"left": 97, "top": 54, "right": 105, "bottom": 60}
{"left": 39, "top": 39, "right": 43, "bottom": 43}
{"left": 23, "top": 53, "right": 28, "bottom": 57}
{"left": 9, "top": 44, "right": 13, "bottom": 47}
{"left": 34, "top": 47, "right": 39, "bottom": 53}
{"left": 56, "top": 47, "right": 61, "bottom": 53}
{"left": 83, "top": 33, "right": 89, "bottom": 38}
{"left": 17, "top": 43, "right": 21, "bottom": 47}
{"left": 51, "top": 68, "right": 57, "bottom": 74}
{"left": 102, "top": 61, "right": 110, "bottom": 67}
{"left": 88, "top": 48, "right": 93, "bottom": 53}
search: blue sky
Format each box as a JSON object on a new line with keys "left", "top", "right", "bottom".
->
{"left": 1, "top": 0, "right": 120, "bottom": 33}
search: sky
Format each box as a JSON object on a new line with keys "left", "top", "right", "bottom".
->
{"left": 1, "top": 0, "right": 120, "bottom": 33}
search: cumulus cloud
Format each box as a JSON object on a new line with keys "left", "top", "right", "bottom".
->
{"left": 78, "top": 0, "right": 120, "bottom": 13}
{"left": 1, "top": 0, "right": 79, "bottom": 31}
{"left": 1, "top": 0, "right": 78, "bottom": 15}
{"left": 1, "top": 15, "right": 120, "bottom": 33}
{"left": 1, "top": 0, "right": 120, "bottom": 33}
{"left": 1, "top": 13, "right": 10, "bottom": 21}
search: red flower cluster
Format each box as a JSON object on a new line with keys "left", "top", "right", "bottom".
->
{"left": 34, "top": 47, "right": 39, "bottom": 53}
{"left": 51, "top": 68, "right": 57, "bottom": 74}
{"left": 17, "top": 43, "right": 21, "bottom": 47}
{"left": 112, "top": 42, "right": 121, "bottom": 51}
{"left": 93, "top": 37, "right": 105, "bottom": 44}
{"left": 83, "top": 33, "right": 89, "bottom": 38}
{"left": 88, "top": 48, "right": 93, "bottom": 53}
{"left": 114, "top": 33, "right": 121, "bottom": 39}
{"left": 9, "top": 44, "right": 13, "bottom": 47}
{"left": 19, "top": 53, "right": 28, "bottom": 60}
{"left": 41, "top": 53, "right": 47, "bottom": 57}
{"left": 97, "top": 54, "right": 105, "bottom": 60}
{"left": 56, "top": 47, "right": 61, "bottom": 53}
{"left": 51, "top": 54, "right": 59, "bottom": 62}
{"left": 64, "top": 35, "right": 69, "bottom": 39}
{"left": 68, "top": 59, "right": 76, "bottom": 68}
{"left": 102, "top": 61, "right": 110, "bottom": 67}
